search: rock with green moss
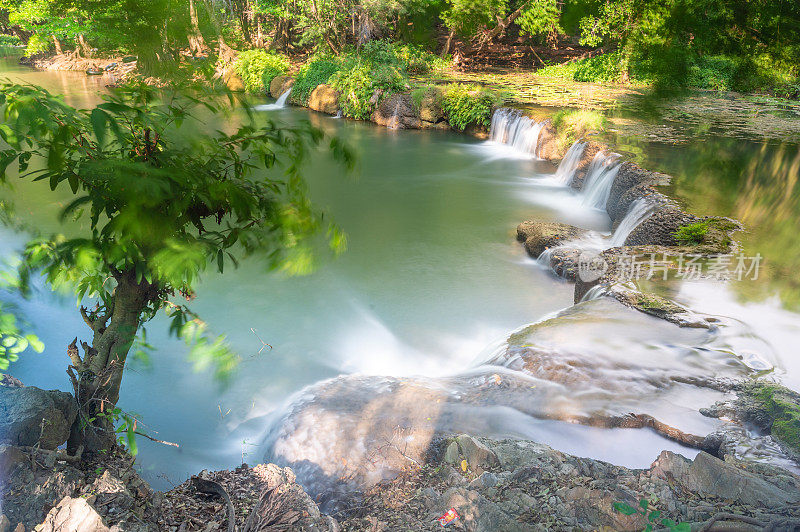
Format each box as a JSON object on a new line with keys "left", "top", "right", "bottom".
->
{"left": 516, "top": 221, "right": 586, "bottom": 258}
{"left": 743, "top": 382, "right": 800, "bottom": 454}
{"left": 672, "top": 217, "right": 741, "bottom": 254}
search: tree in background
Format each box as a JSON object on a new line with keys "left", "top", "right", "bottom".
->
{"left": 0, "top": 82, "right": 352, "bottom": 453}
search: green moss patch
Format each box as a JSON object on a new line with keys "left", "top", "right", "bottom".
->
{"left": 745, "top": 382, "right": 800, "bottom": 452}
{"left": 672, "top": 217, "right": 739, "bottom": 254}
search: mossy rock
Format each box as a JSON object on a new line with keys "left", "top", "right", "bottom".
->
{"left": 743, "top": 382, "right": 800, "bottom": 453}
{"left": 672, "top": 217, "right": 740, "bottom": 254}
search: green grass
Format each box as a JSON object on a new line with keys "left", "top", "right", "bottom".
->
{"left": 551, "top": 109, "right": 607, "bottom": 152}
{"left": 673, "top": 218, "right": 738, "bottom": 252}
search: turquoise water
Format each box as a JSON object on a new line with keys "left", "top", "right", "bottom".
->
{"left": 2, "top": 57, "right": 800, "bottom": 491}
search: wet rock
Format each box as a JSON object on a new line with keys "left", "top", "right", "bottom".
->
{"left": 0, "top": 385, "right": 76, "bottom": 449}
{"left": 38, "top": 496, "right": 110, "bottom": 532}
{"left": 308, "top": 84, "right": 340, "bottom": 115}
{"left": 0, "top": 375, "right": 23, "bottom": 387}
{"left": 606, "top": 163, "right": 672, "bottom": 223}
{"left": 516, "top": 221, "right": 586, "bottom": 258}
{"left": 546, "top": 246, "right": 582, "bottom": 281}
{"left": 269, "top": 75, "right": 294, "bottom": 99}
{"left": 624, "top": 207, "right": 699, "bottom": 247}
{"left": 372, "top": 93, "right": 420, "bottom": 129}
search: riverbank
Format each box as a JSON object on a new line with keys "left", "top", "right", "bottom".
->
{"left": 4, "top": 51, "right": 800, "bottom": 530}
{"left": 3, "top": 379, "right": 800, "bottom": 530}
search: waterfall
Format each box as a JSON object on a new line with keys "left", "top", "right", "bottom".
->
{"left": 580, "top": 151, "right": 621, "bottom": 210}
{"left": 608, "top": 199, "right": 655, "bottom": 248}
{"left": 253, "top": 88, "right": 292, "bottom": 111}
{"left": 489, "top": 108, "right": 545, "bottom": 157}
{"left": 553, "top": 141, "right": 587, "bottom": 185}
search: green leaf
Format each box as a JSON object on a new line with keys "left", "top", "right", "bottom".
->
{"left": 639, "top": 499, "right": 648, "bottom": 510}
{"left": 612, "top": 502, "right": 637, "bottom": 516}
{"left": 90, "top": 108, "right": 108, "bottom": 147}
{"left": 648, "top": 510, "right": 661, "bottom": 522}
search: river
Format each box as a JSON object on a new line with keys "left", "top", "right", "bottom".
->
{"left": 1, "top": 55, "right": 799, "bottom": 495}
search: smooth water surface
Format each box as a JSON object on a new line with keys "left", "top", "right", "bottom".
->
{"left": 2, "top": 57, "right": 800, "bottom": 491}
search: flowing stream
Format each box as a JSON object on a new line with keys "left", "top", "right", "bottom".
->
{"left": 2, "top": 59, "right": 800, "bottom": 495}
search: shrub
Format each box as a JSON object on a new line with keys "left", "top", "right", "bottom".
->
{"left": 0, "top": 35, "right": 21, "bottom": 47}
{"left": 234, "top": 50, "right": 290, "bottom": 94}
{"left": 441, "top": 84, "right": 503, "bottom": 131}
{"left": 291, "top": 56, "right": 341, "bottom": 105}
{"left": 329, "top": 61, "right": 406, "bottom": 119}
{"left": 24, "top": 33, "right": 51, "bottom": 56}
{"left": 687, "top": 55, "right": 738, "bottom": 91}
{"left": 537, "top": 52, "right": 628, "bottom": 83}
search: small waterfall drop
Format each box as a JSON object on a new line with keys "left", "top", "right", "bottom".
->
{"left": 489, "top": 108, "right": 545, "bottom": 157}
{"left": 581, "top": 151, "right": 621, "bottom": 210}
{"left": 553, "top": 141, "right": 587, "bottom": 185}
{"left": 253, "top": 88, "right": 292, "bottom": 111}
{"left": 608, "top": 199, "right": 655, "bottom": 247}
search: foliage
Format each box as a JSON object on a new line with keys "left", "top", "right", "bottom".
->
{"left": 234, "top": 49, "right": 291, "bottom": 93}
{"left": 0, "top": 81, "right": 353, "bottom": 447}
{"left": 24, "top": 33, "right": 51, "bottom": 55}
{"left": 0, "top": 301, "right": 44, "bottom": 370}
{"left": 537, "top": 52, "right": 629, "bottom": 84}
{"left": 441, "top": 0, "right": 507, "bottom": 37}
{"left": 517, "top": 0, "right": 562, "bottom": 41}
{"left": 291, "top": 56, "right": 342, "bottom": 105}
{"left": 0, "top": 34, "right": 22, "bottom": 47}
{"left": 441, "top": 83, "right": 502, "bottom": 131}
{"left": 330, "top": 59, "right": 406, "bottom": 119}
{"left": 612, "top": 498, "right": 690, "bottom": 531}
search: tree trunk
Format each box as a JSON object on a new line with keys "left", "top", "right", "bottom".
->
{"left": 476, "top": 1, "right": 530, "bottom": 50}
{"left": 67, "top": 270, "right": 152, "bottom": 454}
{"left": 52, "top": 35, "right": 63, "bottom": 55}
{"left": 188, "top": 0, "right": 209, "bottom": 55}
{"left": 76, "top": 34, "right": 92, "bottom": 57}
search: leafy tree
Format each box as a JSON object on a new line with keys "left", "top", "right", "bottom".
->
{"left": 0, "top": 82, "right": 352, "bottom": 452}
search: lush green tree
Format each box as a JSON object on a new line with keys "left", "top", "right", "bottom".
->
{"left": 0, "top": 82, "right": 352, "bottom": 452}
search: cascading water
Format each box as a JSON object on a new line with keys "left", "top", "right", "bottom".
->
{"left": 553, "top": 141, "right": 587, "bottom": 185}
{"left": 489, "top": 108, "right": 545, "bottom": 157}
{"left": 253, "top": 88, "right": 292, "bottom": 111}
{"left": 581, "top": 151, "right": 621, "bottom": 210}
{"left": 608, "top": 199, "right": 656, "bottom": 247}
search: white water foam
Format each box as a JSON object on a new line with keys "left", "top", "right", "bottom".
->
{"left": 581, "top": 151, "right": 621, "bottom": 210}
{"left": 553, "top": 141, "right": 587, "bottom": 185}
{"left": 253, "top": 88, "right": 292, "bottom": 111}
{"left": 487, "top": 108, "right": 545, "bottom": 158}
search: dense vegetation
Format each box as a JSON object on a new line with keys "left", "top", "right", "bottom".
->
{"left": 0, "top": 0, "right": 797, "bottom": 97}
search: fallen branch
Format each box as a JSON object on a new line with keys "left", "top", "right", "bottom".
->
{"left": 192, "top": 476, "right": 235, "bottom": 532}
{"left": 135, "top": 431, "right": 180, "bottom": 448}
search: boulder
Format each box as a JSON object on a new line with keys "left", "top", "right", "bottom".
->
{"left": 308, "top": 84, "right": 340, "bottom": 115}
{"left": 651, "top": 451, "right": 800, "bottom": 508}
{"left": 455, "top": 434, "right": 499, "bottom": 474}
{"left": 416, "top": 87, "right": 444, "bottom": 124}
{"left": 38, "top": 497, "right": 110, "bottom": 532}
{"left": 624, "top": 207, "right": 698, "bottom": 247}
{"left": 372, "top": 93, "right": 421, "bottom": 129}
{"left": 269, "top": 75, "right": 294, "bottom": 99}
{"left": 516, "top": 221, "right": 586, "bottom": 258}
{"left": 0, "top": 385, "right": 76, "bottom": 449}
{"left": 606, "top": 163, "right": 671, "bottom": 223}
{"left": 222, "top": 68, "right": 244, "bottom": 92}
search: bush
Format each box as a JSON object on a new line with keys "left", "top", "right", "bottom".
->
{"left": 687, "top": 55, "right": 738, "bottom": 91}
{"left": 441, "top": 84, "right": 503, "bottom": 131}
{"left": 234, "top": 50, "right": 290, "bottom": 94}
{"left": 537, "top": 52, "right": 628, "bottom": 83}
{"left": 291, "top": 56, "right": 341, "bottom": 105}
{"left": 329, "top": 61, "right": 406, "bottom": 119}
{"left": 24, "top": 33, "right": 51, "bottom": 56}
{"left": 0, "top": 35, "right": 22, "bottom": 47}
